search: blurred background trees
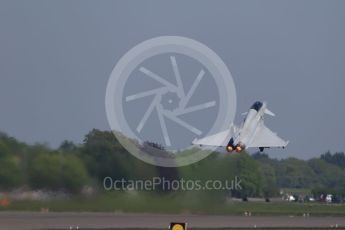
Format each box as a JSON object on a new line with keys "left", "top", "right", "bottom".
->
{"left": 0, "top": 130, "right": 344, "bottom": 199}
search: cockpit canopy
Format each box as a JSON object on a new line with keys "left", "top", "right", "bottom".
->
{"left": 250, "top": 101, "right": 263, "bottom": 112}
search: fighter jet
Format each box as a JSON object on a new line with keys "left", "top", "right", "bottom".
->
{"left": 193, "top": 101, "right": 289, "bottom": 153}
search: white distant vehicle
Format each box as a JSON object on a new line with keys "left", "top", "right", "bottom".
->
{"left": 308, "top": 197, "right": 315, "bottom": 202}
{"left": 288, "top": 195, "right": 295, "bottom": 202}
{"left": 193, "top": 101, "right": 289, "bottom": 152}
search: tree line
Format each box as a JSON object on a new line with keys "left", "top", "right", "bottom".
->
{"left": 0, "top": 130, "right": 344, "bottom": 199}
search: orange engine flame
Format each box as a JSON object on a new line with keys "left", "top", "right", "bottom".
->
{"left": 236, "top": 146, "right": 242, "bottom": 152}
{"left": 226, "top": 146, "right": 233, "bottom": 152}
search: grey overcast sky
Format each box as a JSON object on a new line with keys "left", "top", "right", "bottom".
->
{"left": 0, "top": 0, "right": 344, "bottom": 159}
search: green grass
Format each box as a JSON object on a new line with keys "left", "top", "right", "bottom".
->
{"left": 1, "top": 192, "right": 345, "bottom": 216}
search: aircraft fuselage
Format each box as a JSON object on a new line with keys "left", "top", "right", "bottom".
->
{"left": 227, "top": 101, "right": 265, "bottom": 152}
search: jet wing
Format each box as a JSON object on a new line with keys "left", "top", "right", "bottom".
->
{"left": 192, "top": 126, "right": 235, "bottom": 147}
{"left": 247, "top": 123, "right": 288, "bottom": 148}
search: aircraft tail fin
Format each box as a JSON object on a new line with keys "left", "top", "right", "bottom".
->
{"left": 230, "top": 122, "right": 237, "bottom": 133}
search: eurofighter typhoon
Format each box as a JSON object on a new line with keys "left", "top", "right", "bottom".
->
{"left": 193, "top": 101, "right": 289, "bottom": 152}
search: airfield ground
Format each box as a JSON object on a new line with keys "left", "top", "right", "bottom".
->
{"left": 2, "top": 195, "right": 345, "bottom": 216}
{"left": 1, "top": 212, "right": 345, "bottom": 230}
{"left": 2, "top": 194, "right": 345, "bottom": 230}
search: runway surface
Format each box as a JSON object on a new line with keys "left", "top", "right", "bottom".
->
{"left": 1, "top": 212, "right": 345, "bottom": 229}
